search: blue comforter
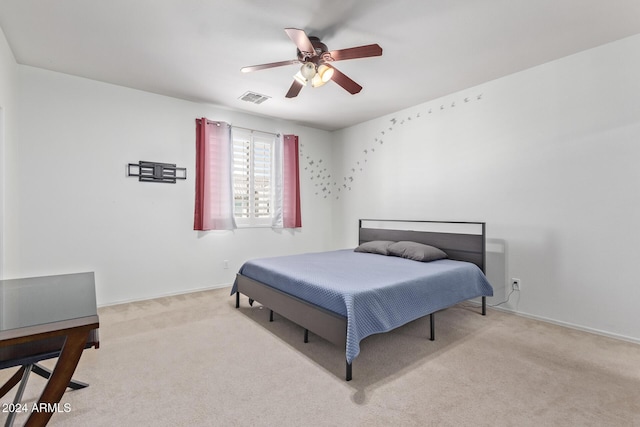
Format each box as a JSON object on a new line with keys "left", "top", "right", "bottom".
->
{"left": 232, "top": 249, "right": 493, "bottom": 363}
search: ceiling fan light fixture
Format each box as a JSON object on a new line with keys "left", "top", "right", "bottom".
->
{"left": 300, "top": 62, "right": 317, "bottom": 80}
{"left": 318, "top": 64, "right": 333, "bottom": 82}
{"left": 241, "top": 28, "right": 382, "bottom": 98}
{"left": 293, "top": 70, "right": 307, "bottom": 86}
{"left": 311, "top": 74, "right": 324, "bottom": 88}
{"left": 312, "top": 64, "right": 334, "bottom": 88}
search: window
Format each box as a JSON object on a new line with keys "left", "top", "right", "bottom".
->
{"left": 194, "top": 118, "right": 300, "bottom": 231}
{"left": 232, "top": 130, "right": 275, "bottom": 227}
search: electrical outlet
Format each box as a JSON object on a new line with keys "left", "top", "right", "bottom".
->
{"left": 511, "top": 278, "right": 521, "bottom": 291}
{"left": 223, "top": 260, "right": 229, "bottom": 269}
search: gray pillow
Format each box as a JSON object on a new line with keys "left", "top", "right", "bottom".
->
{"left": 354, "top": 240, "right": 395, "bottom": 255}
{"left": 388, "top": 241, "right": 447, "bottom": 262}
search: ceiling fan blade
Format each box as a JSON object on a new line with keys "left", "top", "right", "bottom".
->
{"left": 285, "top": 80, "right": 304, "bottom": 98}
{"left": 284, "top": 28, "right": 316, "bottom": 58}
{"left": 241, "top": 59, "right": 300, "bottom": 73}
{"left": 326, "top": 65, "right": 362, "bottom": 95}
{"left": 327, "top": 44, "right": 383, "bottom": 62}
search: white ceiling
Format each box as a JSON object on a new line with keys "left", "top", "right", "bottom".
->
{"left": 1, "top": 0, "right": 640, "bottom": 131}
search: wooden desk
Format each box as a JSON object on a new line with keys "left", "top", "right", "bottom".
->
{"left": 0, "top": 273, "right": 99, "bottom": 427}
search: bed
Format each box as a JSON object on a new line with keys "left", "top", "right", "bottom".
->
{"left": 231, "top": 219, "right": 493, "bottom": 381}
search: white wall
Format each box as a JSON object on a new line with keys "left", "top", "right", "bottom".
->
{"left": 0, "top": 26, "right": 17, "bottom": 279}
{"left": 331, "top": 35, "right": 640, "bottom": 343}
{"left": 3, "top": 64, "right": 334, "bottom": 306}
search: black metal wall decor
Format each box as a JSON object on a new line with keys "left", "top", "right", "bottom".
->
{"left": 127, "top": 161, "right": 187, "bottom": 183}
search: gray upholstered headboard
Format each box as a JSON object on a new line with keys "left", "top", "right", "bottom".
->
{"left": 358, "top": 219, "right": 486, "bottom": 272}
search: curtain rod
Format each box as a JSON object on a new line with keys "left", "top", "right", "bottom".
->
{"left": 232, "top": 125, "right": 280, "bottom": 137}
{"left": 205, "top": 119, "right": 280, "bottom": 137}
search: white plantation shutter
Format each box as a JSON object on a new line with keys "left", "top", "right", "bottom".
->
{"left": 232, "top": 129, "right": 274, "bottom": 227}
{"left": 252, "top": 138, "right": 272, "bottom": 218}
{"left": 232, "top": 137, "right": 251, "bottom": 218}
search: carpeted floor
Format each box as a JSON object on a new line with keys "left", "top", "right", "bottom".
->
{"left": 2, "top": 287, "right": 639, "bottom": 426}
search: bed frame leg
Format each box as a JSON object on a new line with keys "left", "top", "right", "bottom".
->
{"left": 429, "top": 313, "right": 435, "bottom": 341}
{"left": 269, "top": 310, "right": 274, "bottom": 322}
{"left": 235, "top": 292, "right": 239, "bottom": 308}
{"left": 346, "top": 362, "right": 352, "bottom": 381}
{"left": 482, "top": 296, "right": 486, "bottom": 315}
{"left": 304, "top": 329, "right": 309, "bottom": 343}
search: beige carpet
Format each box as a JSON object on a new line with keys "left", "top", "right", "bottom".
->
{"left": 2, "top": 287, "right": 639, "bottom": 426}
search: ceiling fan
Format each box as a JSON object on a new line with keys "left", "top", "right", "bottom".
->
{"left": 241, "top": 28, "right": 383, "bottom": 98}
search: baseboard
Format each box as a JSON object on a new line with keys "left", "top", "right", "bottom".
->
{"left": 97, "top": 282, "right": 232, "bottom": 308}
{"left": 474, "top": 301, "right": 640, "bottom": 346}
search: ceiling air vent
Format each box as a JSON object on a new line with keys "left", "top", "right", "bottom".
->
{"left": 239, "top": 91, "right": 270, "bottom": 105}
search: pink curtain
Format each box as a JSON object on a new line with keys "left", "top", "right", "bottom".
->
{"left": 194, "top": 119, "right": 236, "bottom": 230}
{"left": 282, "top": 134, "right": 301, "bottom": 228}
